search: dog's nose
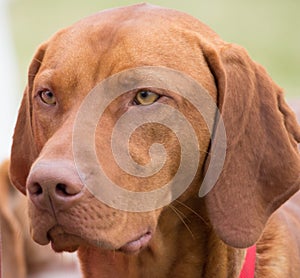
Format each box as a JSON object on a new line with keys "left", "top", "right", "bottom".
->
{"left": 26, "top": 160, "right": 84, "bottom": 212}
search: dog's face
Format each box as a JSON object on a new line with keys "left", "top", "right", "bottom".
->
{"left": 10, "top": 5, "right": 216, "bottom": 253}
{"left": 10, "top": 4, "right": 300, "bottom": 253}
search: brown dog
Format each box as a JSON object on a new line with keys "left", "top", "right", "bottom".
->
{"left": 9, "top": 4, "right": 300, "bottom": 277}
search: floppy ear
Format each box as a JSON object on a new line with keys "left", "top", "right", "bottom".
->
{"left": 9, "top": 43, "right": 48, "bottom": 194}
{"left": 202, "top": 42, "right": 300, "bottom": 248}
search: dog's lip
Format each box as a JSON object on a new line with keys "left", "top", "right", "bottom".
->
{"left": 47, "top": 225, "right": 153, "bottom": 253}
{"left": 118, "top": 231, "right": 152, "bottom": 253}
{"left": 47, "top": 225, "right": 81, "bottom": 252}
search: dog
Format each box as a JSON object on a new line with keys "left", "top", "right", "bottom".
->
{"left": 9, "top": 4, "right": 300, "bottom": 277}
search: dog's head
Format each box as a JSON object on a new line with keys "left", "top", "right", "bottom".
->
{"left": 10, "top": 4, "right": 300, "bottom": 253}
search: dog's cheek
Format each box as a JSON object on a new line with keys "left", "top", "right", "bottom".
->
{"left": 128, "top": 123, "right": 181, "bottom": 181}
{"left": 95, "top": 120, "right": 181, "bottom": 192}
{"left": 27, "top": 201, "right": 57, "bottom": 245}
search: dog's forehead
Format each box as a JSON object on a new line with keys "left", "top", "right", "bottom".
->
{"left": 71, "top": 3, "right": 215, "bottom": 37}
{"left": 45, "top": 3, "right": 216, "bottom": 62}
{"left": 38, "top": 4, "right": 218, "bottom": 97}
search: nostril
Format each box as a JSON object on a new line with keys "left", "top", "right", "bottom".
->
{"left": 56, "top": 183, "right": 68, "bottom": 197}
{"left": 55, "top": 183, "right": 79, "bottom": 197}
{"left": 29, "top": 183, "right": 43, "bottom": 196}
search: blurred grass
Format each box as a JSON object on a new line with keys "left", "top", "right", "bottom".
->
{"left": 9, "top": 0, "right": 300, "bottom": 98}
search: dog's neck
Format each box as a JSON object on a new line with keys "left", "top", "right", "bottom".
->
{"left": 77, "top": 198, "right": 246, "bottom": 277}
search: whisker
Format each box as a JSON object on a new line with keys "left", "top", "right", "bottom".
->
{"left": 171, "top": 204, "right": 192, "bottom": 223}
{"left": 169, "top": 204, "right": 195, "bottom": 240}
{"left": 174, "top": 199, "right": 209, "bottom": 227}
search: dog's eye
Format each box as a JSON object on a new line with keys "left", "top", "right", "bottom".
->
{"left": 134, "top": 90, "right": 160, "bottom": 105}
{"left": 39, "top": 90, "right": 57, "bottom": 105}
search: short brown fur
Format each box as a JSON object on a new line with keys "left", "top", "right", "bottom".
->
{"left": 9, "top": 4, "right": 300, "bottom": 277}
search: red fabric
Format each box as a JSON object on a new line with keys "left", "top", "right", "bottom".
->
{"left": 239, "top": 245, "right": 256, "bottom": 278}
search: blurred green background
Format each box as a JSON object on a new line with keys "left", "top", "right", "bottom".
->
{"left": 9, "top": 0, "right": 300, "bottom": 98}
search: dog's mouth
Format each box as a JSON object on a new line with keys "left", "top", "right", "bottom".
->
{"left": 47, "top": 225, "right": 153, "bottom": 254}
{"left": 117, "top": 231, "right": 152, "bottom": 253}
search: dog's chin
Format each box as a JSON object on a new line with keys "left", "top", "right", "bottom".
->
{"left": 117, "top": 231, "right": 152, "bottom": 254}
{"left": 85, "top": 230, "right": 153, "bottom": 255}
{"left": 47, "top": 226, "right": 82, "bottom": 253}
{"left": 47, "top": 225, "right": 153, "bottom": 254}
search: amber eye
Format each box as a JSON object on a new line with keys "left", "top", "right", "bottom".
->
{"left": 134, "top": 90, "right": 160, "bottom": 105}
{"left": 39, "top": 90, "right": 56, "bottom": 105}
